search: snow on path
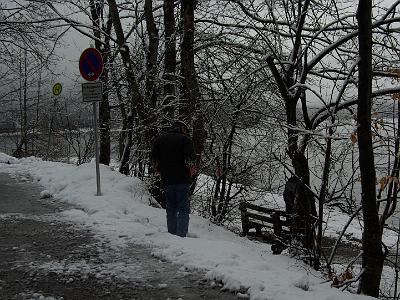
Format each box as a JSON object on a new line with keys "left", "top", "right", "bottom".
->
{"left": 0, "top": 153, "right": 373, "bottom": 300}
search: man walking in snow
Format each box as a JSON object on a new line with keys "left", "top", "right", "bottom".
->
{"left": 151, "top": 120, "right": 196, "bottom": 237}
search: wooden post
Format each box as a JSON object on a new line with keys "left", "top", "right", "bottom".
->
{"left": 239, "top": 202, "right": 249, "bottom": 235}
{"left": 272, "top": 213, "right": 282, "bottom": 237}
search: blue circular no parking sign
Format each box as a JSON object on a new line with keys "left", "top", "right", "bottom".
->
{"left": 79, "top": 48, "right": 104, "bottom": 81}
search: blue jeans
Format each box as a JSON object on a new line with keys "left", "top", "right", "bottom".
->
{"left": 164, "top": 184, "right": 190, "bottom": 237}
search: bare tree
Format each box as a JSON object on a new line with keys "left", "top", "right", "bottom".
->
{"left": 89, "top": 0, "right": 113, "bottom": 166}
{"left": 356, "top": 0, "right": 383, "bottom": 296}
{"left": 192, "top": 0, "right": 400, "bottom": 270}
{"left": 1, "top": 1, "right": 62, "bottom": 158}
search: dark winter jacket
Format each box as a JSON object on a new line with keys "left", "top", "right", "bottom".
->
{"left": 151, "top": 129, "right": 195, "bottom": 186}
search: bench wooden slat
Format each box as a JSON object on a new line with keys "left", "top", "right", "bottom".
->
{"left": 246, "top": 220, "right": 291, "bottom": 234}
{"left": 240, "top": 202, "right": 287, "bottom": 216}
{"left": 246, "top": 211, "right": 274, "bottom": 224}
{"left": 246, "top": 220, "right": 272, "bottom": 230}
{"left": 245, "top": 209, "right": 291, "bottom": 227}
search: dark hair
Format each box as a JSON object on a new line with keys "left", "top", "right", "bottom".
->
{"left": 172, "top": 120, "right": 188, "bottom": 131}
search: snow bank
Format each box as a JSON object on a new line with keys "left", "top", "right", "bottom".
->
{"left": 0, "top": 152, "right": 19, "bottom": 164}
{"left": 0, "top": 154, "right": 374, "bottom": 300}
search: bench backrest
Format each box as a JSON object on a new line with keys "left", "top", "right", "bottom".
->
{"left": 239, "top": 202, "right": 291, "bottom": 237}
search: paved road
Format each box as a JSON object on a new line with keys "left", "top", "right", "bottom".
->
{"left": 0, "top": 173, "right": 237, "bottom": 300}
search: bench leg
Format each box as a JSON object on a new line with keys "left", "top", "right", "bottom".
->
{"left": 242, "top": 222, "right": 250, "bottom": 235}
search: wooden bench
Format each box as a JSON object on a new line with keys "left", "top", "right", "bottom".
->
{"left": 239, "top": 202, "right": 292, "bottom": 254}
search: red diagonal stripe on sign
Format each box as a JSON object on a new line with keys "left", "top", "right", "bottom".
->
{"left": 85, "top": 57, "right": 99, "bottom": 75}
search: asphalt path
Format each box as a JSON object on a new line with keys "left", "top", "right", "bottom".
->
{"left": 0, "top": 172, "right": 237, "bottom": 300}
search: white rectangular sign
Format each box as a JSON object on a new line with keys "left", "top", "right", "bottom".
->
{"left": 82, "top": 82, "right": 102, "bottom": 102}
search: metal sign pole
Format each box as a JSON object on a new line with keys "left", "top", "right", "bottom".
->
{"left": 93, "top": 100, "right": 101, "bottom": 196}
{"left": 80, "top": 46, "right": 103, "bottom": 196}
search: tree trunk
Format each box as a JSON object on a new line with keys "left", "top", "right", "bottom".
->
{"left": 267, "top": 56, "right": 316, "bottom": 254}
{"left": 23, "top": 48, "right": 28, "bottom": 155}
{"left": 119, "top": 115, "right": 134, "bottom": 175}
{"left": 180, "top": 0, "right": 197, "bottom": 118}
{"left": 90, "top": 0, "right": 112, "bottom": 166}
{"left": 108, "top": 0, "right": 145, "bottom": 118}
{"left": 107, "top": 0, "right": 146, "bottom": 174}
{"left": 98, "top": 62, "right": 111, "bottom": 166}
{"left": 141, "top": 0, "right": 159, "bottom": 177}
{"left": 180, "top": 0, "right": 206, "bottom": 166}
{"left": 286, "top": 98, "right": 316, "bottom": 252}
{"left": 163, "top": 0, "right": 177, "bottom": 121}
{"left": 317, "top": 129, "right": 332, "bottom": 269}
{"left": 144, "top": 0, "right": 159, "bottom": 108}
{"left": 34, "top": 60, "right": 43, "bottom": 156}
{"left": 357, "top": 0, "right": 384, "bottom": 296}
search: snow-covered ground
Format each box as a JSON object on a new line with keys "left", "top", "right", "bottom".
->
{"left": 0, "top": 152, "right": 380, "bottom": 300}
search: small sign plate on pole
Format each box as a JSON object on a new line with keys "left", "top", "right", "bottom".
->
{"left": 82, "top": 82, "right": 102, "bottom": 102}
